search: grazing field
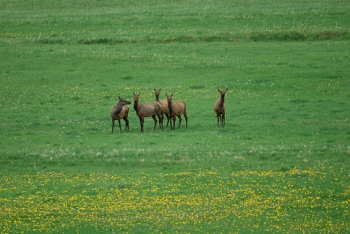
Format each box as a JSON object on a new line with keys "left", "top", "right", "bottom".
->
{"left": 1, "top": 0, "right": 349, "bottom": 233}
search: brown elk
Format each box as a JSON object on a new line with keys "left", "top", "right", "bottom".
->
{"left": 110, "top": 96, "right": 131, "bottom": 133}
{"left": 165, "top": 93, "right": 188, "bottom": 130}
{"left": 154, "top": 88, "right": 171, "bottom": 127}
{"left": 214, "top": 88, "right": 228, "bottom": 127}
{"left": 133, "top": 92, "right": 163, "bottom": 132}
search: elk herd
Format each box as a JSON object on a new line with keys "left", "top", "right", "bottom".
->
{"left": 110, "top": 88, "right": 228, "bottom": 133}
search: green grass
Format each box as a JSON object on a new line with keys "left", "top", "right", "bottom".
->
{"left": 1, "top": 0, "right": 349, "bottom": 233}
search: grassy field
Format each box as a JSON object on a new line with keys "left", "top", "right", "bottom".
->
{"left": 1, "top": 0, "right": 349, "bottom": 233}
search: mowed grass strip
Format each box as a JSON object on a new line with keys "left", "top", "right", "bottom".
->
{"left": 1, "top": 0, "right": 349, "bottom": 44}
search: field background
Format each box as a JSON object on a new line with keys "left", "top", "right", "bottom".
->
{"left": 1, "top": 0, "right": 349, "bottom": 233}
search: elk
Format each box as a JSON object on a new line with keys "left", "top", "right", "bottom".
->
{"left": 110, "top": 96, "right": 131, "bottom": 133}
{"left": 133, "top": 92, "right": 163, "bottom": 132}
{"left": 214, "top": 88, "right": 228, "bottom": 127}
{"left": 166, "top": 93, "right": 188, "bottom": 130}
{"left": 154, "top": 88, "right": 171, "bottom": 127}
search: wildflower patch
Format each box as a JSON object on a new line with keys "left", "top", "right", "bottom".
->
{"left": 0, "top": 167, "right": 348, "bottom": 233}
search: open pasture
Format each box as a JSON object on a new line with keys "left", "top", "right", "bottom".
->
{"left": 1, "top": 0, "right": 349, "bottom": 233}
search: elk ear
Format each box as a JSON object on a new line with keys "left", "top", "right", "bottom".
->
{"left": 226, "top": 88, "right": 228, "bottom": 91}
{"left": 118, "top": 96, "right": 121, "bottom": 100}
{"left": 138, "top": 93, "right": 140, "bottom": 96}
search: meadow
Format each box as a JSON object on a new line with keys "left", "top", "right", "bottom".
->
{"left": 0, "top": 0, "right": 349, "bottom": 233}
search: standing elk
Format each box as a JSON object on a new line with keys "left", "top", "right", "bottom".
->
{"left": 154, "top": 88, "right": 171, "bottom": 127}
{"left": 166, "top": 93, "right": 188, "bottom": 130}
{"left": 133, "top": 92, "right": 163, "bottom": 132}
{"left": 214, "top": 88, "right": 228, "bottom": 127}
{"left": 110, "top": 96, "right": 131, "bottom": 133}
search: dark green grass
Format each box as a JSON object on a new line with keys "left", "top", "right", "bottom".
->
{"left": 1, "top": 41, "right": 349, "bottom": 175}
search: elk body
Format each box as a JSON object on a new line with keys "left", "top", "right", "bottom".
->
{"left": 214, "top": 88, "right": 228, "bottom": 127}
{"left": 110, "top": 96, "right": 131, "bottom": 133}
{"left": 154, "top": 88, "right": 171, "bottom": 127}
{"left": 133, "top": 92, "right": 163, "bottom": 132}
{"left": 166, "top": 93, "right": 188, "bottom": 130}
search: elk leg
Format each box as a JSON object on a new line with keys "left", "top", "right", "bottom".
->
{"left": 166, "top": 114, "right": 170, "bottom": 127}
{"left": 169, "top": 116, "right": 173, "bottom": 130}
{"left": 172, "top": 116, "right": 176, "bottom": 130}
{"left": 152, "top": 115, "right": 157, "bottom": 130}
{"left": 178, "top": 115, "right": 182, "bottom": 129}
{"left": 124, "top": 117, "right": 129, "bottom": 132}
{"left": 158, "top": 115, "right": 163, "bottom": 129}
{"left": 118, "top": 119, "right": 122, "bottom": 133}
{"left": 112, "top": 119, "right": 115, "bottom": 133}
{"left": 139, "top": 117, "right": 144, "bottom": 132}
{"left": 184, "top": 113, "right": 188, "bottom": 129}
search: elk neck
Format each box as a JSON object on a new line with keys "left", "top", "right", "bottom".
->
{"left": 115, "top": 103, "right": 123, "bottom": 114}
{"left": 167, "top": 100, "right": 174, "bottom": 113}
{"left": 219, "top": 95, "right": 225, "bottom": 107}
{"left": 155, "top": 92, "right": 160, "bottom": 102}
{"left": 133, "top": 100, "right": 139, "bottom": 112}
